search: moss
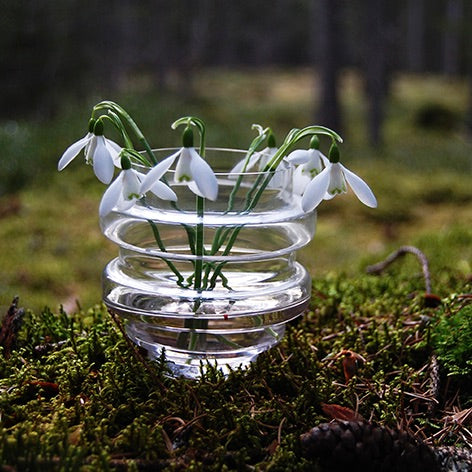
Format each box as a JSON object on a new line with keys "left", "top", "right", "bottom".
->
{"left": 431, "top": 300, "right": 472, "bottom": 380}
{"left": 0, "top": 270, "right": 470, "bottom": 470}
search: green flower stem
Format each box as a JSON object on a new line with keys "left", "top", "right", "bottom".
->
{"left": 93, "top": 101, "right": 157, "bottom": 165}
{"left": 266, "top": 125, "right": 342, "bottom": 172}
{"left": 172, "top": 116, "right": 206, "bottom": 157}
{"left": 194, "top": 195, "right": 205, "bottom": 292}
{"left": 185, "top": 196, "right": 207, "bottom": 351}
{"left": 147, "top": 220, "right": 186, "bottom": 288}
{"left": 203, "top": 126, "right": 342, "bottom": 296}
{"left": 214, "top": 334, "right": 242, "bottom": 349}
{"left": 226, "top": 127, "right": 269, "bottom": 212}
{"left": 100, "top": 112, "right": 134, "bottom": 150}
{"left": 207, "top": 225, "right": 243, "bottom": 290}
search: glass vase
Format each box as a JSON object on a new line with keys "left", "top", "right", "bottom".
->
{"left": 101, "top": 148, "right": 316, "bottom": 378}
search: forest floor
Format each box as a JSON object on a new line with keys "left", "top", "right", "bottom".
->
{"left": 0, "top": 68, "right": 471, "bottom": 470}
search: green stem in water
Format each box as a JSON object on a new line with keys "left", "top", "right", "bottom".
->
{"left": 147, "top": 220, "right": 186, "bottom": 288}
{"left": 194, "top": 195, "right": 205, "bottom": 293}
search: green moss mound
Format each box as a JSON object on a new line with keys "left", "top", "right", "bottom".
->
{"left": 0, "top": 271, "right": 470, "bottom": 471}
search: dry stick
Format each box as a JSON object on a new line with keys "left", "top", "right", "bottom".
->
{"left": 366, "top": 245, "right": 442, "bottom": 414}
{"left": 427, "top": 354, "right": 440, "bottom": 416}
{"left": 366, "top": 245, "right": 432, "bottom": 294}
{"left": 108, "top": 310, "right": 167, "bottom": 391}
{"left": 0, "top": 296, "right": 25, "bottom": 359}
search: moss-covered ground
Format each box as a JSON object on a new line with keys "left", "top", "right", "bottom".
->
{"left": 0, "top": 267, "right": 470, "bottom": 470}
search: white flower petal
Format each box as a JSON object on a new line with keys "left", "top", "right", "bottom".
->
{"left": 327, "top": 163, "right": 346, "bottom": 195}
{"left": 257, "top": 147, "right": 277, "bottom": 170}
{"left": 116, "top": 197, "right": 137, "bottom": 211}
{"left": 105, "top": 138, "right": 123, "bottom": 167}
{"left": 319, "top": 152, "right": 329, "bottom": 167}
{"left": 149, "top": 180, "right": 178, "bottom": 201}
{"left": 230, "top": 152, "right": 257, "bottom": 174}
{"left": 174, "top": 148, "right": 193, "bottom": 182}
{"left": 84, "top": 135, "right": 97, "bottom": 164}
{"left": 57, "top": 134, "right": 91, "bottom": 170}
{"left": 187, "top": 180, "right": 206, "bottom": 198}
{"left": 341, "top": 164, "right": 378, "bottom": 208}
{"left": 93, "top": 136, "right": 115, "bottom": 184}
{"left": 303, "top": 150, "right": 327, "bottom": 175}
{"left": 301, "top": 165, "right": 331, "bottom": 212}
{"left": 189, "top": 149, "right": 218, "bottom": 200}
{"left": 140, "top": 153, "right": 178, "bottom": 194}
{"left": 286, "top": 149, "right": 310, "bottom": 165}
{"left": 99, "top": 174, "right": 123, "bottom": 217}
{"left": 122, "top": 169, "right": 141, "bottom": 201}
{"left": 292, "top": 166, "right": 311, "bottom": 195}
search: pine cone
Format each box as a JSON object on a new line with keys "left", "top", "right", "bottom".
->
{"left": 435, "top": 446, "right": 472, "bottom": 472}
{"left": 300, "top": 421, "right": 441, "bottom": 472}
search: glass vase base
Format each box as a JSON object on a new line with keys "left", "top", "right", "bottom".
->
{"left": 134, "top": 336, "right": 272, "bottom": 379}
{"left": 107, "top": 295, "right": 309, "bottom": 379}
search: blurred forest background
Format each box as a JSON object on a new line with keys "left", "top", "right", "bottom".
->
{"left": 0, "top": 0, "right": 471, "bottom": 313}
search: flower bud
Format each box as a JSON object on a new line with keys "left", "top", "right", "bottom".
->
{"left": 267, "top": 130, "right": 276, "bottom": 148}
{"left": 182, "top": 127, "right": 194, "bottom": 148}
{"left": 120, "top": 154, "right": 132, "bottom": 170}
{"left": 93, "top": 119, "right": 104, "bottom": 136}
{"left": 309, "top": 135, "right": 320, "bottom": 150}
{"left": 328, "top": 143, "right": 340, "bottom": 163}
{"left": 88, "top": 118, "right": 96, "bottom": 133}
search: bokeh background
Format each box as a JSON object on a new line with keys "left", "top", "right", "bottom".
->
{"left": 0, "top": 0, "right": 471, "bottom": 313}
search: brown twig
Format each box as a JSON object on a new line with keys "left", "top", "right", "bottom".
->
{"left": 366, "top": 245, "right": 432, "bottom": 293}
{"left": 427, "top": 355, "right": 440, "bottom": 415}
{"left": 0, "top": 296, "right": 25, "bottom": 358}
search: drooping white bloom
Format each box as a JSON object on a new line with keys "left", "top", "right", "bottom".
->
{"left": 301, "top": 162, "right": 377, "bottom": 212}
{"left": 287, "top": 148, "right": 329, "bottom": 195}
{"left": 100, "top": 157, "right": 177, "bottom": 218}
{"left": 99, "top": 168, "right": 141, "bottom": 217}
{"left": 140, "top": 147, "right": 218, "bottom": 201}
{"left": 58, "top": 132, "right": 121, "bottom": 184}
{"left": 230, "top": 147, "right": 277, "bottom": 174}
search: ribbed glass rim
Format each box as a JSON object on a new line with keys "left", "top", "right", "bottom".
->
{"left": 133, "top": 147, "right": 290, "bottom": 176}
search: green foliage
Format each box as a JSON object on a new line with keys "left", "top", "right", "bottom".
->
{"left": 0, "top": 271, "right": 470, "bottom": 470}
{"left": 432, "top": 301, "right": 472, "bottom": 378}
{"left": 0, "top": 121, "right": 37, "bottom": 196}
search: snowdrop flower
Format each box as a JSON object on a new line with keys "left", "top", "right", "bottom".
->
{"left": 99, "top": 154, "right": 177, "bottom": 218}
{"left": 230, "top": 130, "right": 278, "bottom": 174}
{"left": 58, "top": 120, "right": 121, "bottom": 184}
{"left": 287, "top": 136, "right": 329, "bottom": 195}
{"left": 301, "top": 144, "right": 377, "bottom": 212}
{"left": 141, "top": 128, "right": 218, "bottom": 201}
{"left": 230, "top": 146, "right": 278, "bottom": 174}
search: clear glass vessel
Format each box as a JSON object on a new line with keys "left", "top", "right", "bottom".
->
{"left": 101, "top": 148, "right": 316, "bottom": 378}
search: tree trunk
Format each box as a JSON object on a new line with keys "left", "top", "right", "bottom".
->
{"left": 364, "top": 0, "right": 389, "bottom": 147}
{"left": 314, "top": 0, "right": 343, "bottom": 132}
{"left": 442, "top": 0, "right": 463, "bottom": 76}
{"left": 406, "top": 0, "right": 425, "bottom": 72}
